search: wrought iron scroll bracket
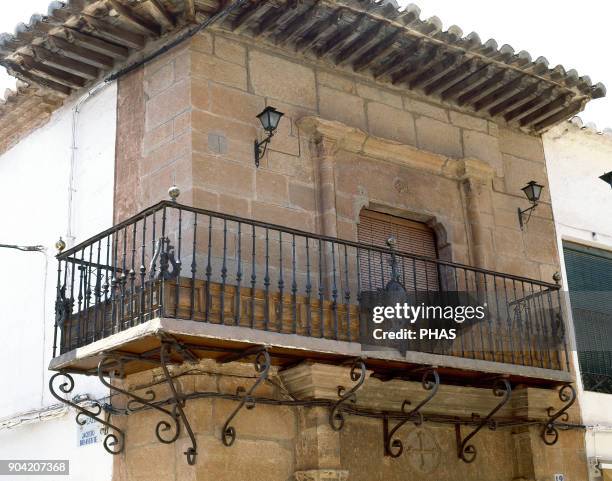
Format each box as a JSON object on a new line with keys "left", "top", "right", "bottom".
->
{"left": 383, "top": 368, "right": 440, "bottom": 458}
{"left": 329, "top": 358, "right": 367, "bottom": 431}
{"left": 219, "top": 346, "right": 271, "bottom": 447}
{"left": 159, "top": 341, "right": 198, "bottom": 465}
{"left": 541, "top": 383, "right": 576, "bottom": 446}
{"left": 49, "top": 371, "right": 125, "bottom": 455}
{"left": 455, "top": 378, "right": 512, "bottom": 463}
{"left": 97, "top": 354, "right": 182, "bottom": 447}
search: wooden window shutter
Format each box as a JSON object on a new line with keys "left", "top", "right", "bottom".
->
{"left": 357, "top": 210, "right": 438, "bottom": 292}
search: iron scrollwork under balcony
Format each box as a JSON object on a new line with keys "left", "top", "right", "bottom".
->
{"left": 52, "top": 200, "right": 570, "bottom": 373}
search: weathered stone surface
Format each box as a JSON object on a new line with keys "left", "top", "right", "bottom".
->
{"left": 249, "top": 50, "right": 316, "bottom": 109}
{"left": 146, "top": 78, "right": 190, "bottom": 131}
{"left": 367, "top": 102, "right": 415, "bottom": 145}
{"left": 450, "top": 111, "right": 488, "bottom": 132}
{"left": 415, "top": 116, "right": 462, "bottom": 158}
{"left": 319, "top": 86, "right": 366, "bottom": 130}
{"left": 404, "top": 97, "right": 448, "bottom": 122}
{"left": 463, "top": 130, "right": 503, "bottom": 175}
{"left": 191, "top": 50, "right": 247, "bottom": 90}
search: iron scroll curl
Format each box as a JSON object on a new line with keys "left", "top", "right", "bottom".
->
{"left": 49, "top": 371, "right": 125, "bottom": 455}
{"left": 541, "top": 383, "right": 576, "bottom": 446}
{"left": 329, "top": 359, "right": 367, "bottom": 431}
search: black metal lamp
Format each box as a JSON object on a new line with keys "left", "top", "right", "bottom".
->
{"left": 518, "top": 180, "right": 544, "bottom": 229}
{"left": 254, "top": 106, "right": 284, "bottom": 167}
{"left": 600, "top": 171, "right": 612, "bottom": 188}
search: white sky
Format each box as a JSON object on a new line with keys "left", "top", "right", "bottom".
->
{"left": 1, "top": 0, "right": 610, "bottom": 128}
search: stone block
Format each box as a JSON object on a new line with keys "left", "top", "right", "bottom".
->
{"left": 415, "top": 116, "right": 462, "bottom": 158}
{"left": 251, "top": 201, "right": 315, "bottom": 231}
{"left": 191, "top": 50, "right": 247, "bottom": 90}
{"left": 404, "top": 96, "right": 448, "bottom": 122}
{"left": 317, "top": 70, "right": 355, "bottom": 94}
{"left": 192, "top": 110, "right": 256, "bottom": 163}
{"left": 218, "top": 193, "right": 251, "bottom": 217}
{"left": 267, "top": 150, "right": 314, "bottom": 183}
{"left": 209, "top": 83, "right": 265, "bottom": 125}
{"left": 125, "top": 443, "right": 175, "bottom": 481}
{"left": 356, "top": 83, "right": 402, "bottom": 108}
{"left": 463, "top": 130, "right": 503, "bottom": 175}
{"left": 142, "top": 120, "right": 173, "bottom": 154}
{"left": 449, "top": 110, "right": 488, "bottom": 132}
{"left": 213, "top": 400, "right": 296, "bottom": 441}
{"left": 499, "top": 127, "right": 545, "bottom": 162}
{"left": 502, "top": 154, "right": 548, "bottom": 201}
{"left": 191, "top": 31, "right": 213, "bottom": 54}
{"left": 249, "top": 50, "right": 316, "bottom": 108}
{"left": 192, "top": 77, "right": 209, "bottom": 111}
{"left": 256, "top": 169, "right": 289, "bottom": 204}
{"left": 289, "top": 182, "right": 316, "bottom": 211}
{"left": 214, "top": 35, "right": 246, "bottom": 66}
{"left": 493, "top": 227, "right": 525, "bottom": 257}
{"left": 145, "top": 61, "right": 174, "bottom": 97}
{"left": 366, "top": 102, "right": 415, "bottom": 145}
{"left": 144, "top": 130, "right": 191, "bottom": 173}
{"left": 318, "top": 86, "right": 366, "bottom": 130}
{"left": 192, "top": 153, "right": 255, "bottom": 197}
{"left": 174, "top": 110, "right": 191, "bottom": 136}
{"left": 146, "top": 78, "right": 190, "bottom": 131}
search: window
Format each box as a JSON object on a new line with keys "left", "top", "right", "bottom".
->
{"left": 563, "top": 242, "right": 612, "bottom": 393}
{"left": 357, "top": 210, "right": 438, "bottom": 292}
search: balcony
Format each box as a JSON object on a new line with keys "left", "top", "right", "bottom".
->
{"left": 50, "top": 200, "right": 571, "bottom": 385}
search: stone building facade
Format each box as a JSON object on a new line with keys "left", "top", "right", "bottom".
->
{"left": 0, "top": 2, "right": 605, "bottom": 481}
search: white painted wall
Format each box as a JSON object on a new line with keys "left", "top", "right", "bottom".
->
{"left": 0, "top": 82, "right": 116, "bottom": 481}
{"left": 544, "top": 121, "right": 612, "bottom": 479}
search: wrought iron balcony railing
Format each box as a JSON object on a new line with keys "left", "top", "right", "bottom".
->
{"left": 53, "top": 200, "right": 569, "bottom": 372}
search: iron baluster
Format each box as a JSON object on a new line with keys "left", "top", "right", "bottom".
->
{"left": 85, "top": 243, "right": 93, "bottom": 343}
{"left": 546, "top": 289, "right": 562, "bottom": 370}
{"left": 53, "top": 259, "right": 63, "bottom": 357}
{"left": 220, "top": 219, "right": 228, "bottom": 325}
{"left": 367, "top": 247, "right": 372, "bottom": 291}
{"left": 329, "top": 359, "right": 367, "bottom": 431}
{"left": 76, "top": 248, "right": 85, "bottom": 346}
{"left": 355, "top": 247, "right": 362, "bottom": 343}
{"left": 103, "top": 234, "right": 110, "bottom": 337}
{"left": 557, "top": 288, "right": 570, "bottom": 371}
{"left": 277, "top": 231, "right": 284, "bottom": 331}
{"left": 291, "top": 234, "right": 297, "bottom": 333}
{"left": 250, "top": 224, "right": 256, "bottom": 328}
{"left": 318, "top": 238, "right": 324, "bottom": 337}
{"left": 94, "top": 240, "right": 102, "bottom": 341}
{"left": 343, "top": 244, "right": 350, "bottom": 341}
{"left": 175, "top": 208, "right": 183, "bottom": 318}
{"left": 534, "top": 284, "right": 553, "bottom": 369}
{"left": 235, "top": 222, "right": 242, "bottom": 325}
{"left": 129, "top": 222, "right": 136, "bottom": 327}
{"left": 264, "top": 228, "right": 270, "bottom": 330}
{"left": 541, "top": 384, "right": 576, "bottom": 446}
{"left": 502, "top": 278, "right": 515, "bottom": 365}
{"left": 205, "top": 216, "right": 212, "bottom": 322}
{"left": 139, "top": 215, "right": 147, "bottom": 324}
{"left": 305, "top": 238, "right": 312, "bottom": 336}
{"left": 190, "top": 213, "right": 197, "bottom": 320}
{"left": 120, "top": 227, "right": 128, "bottom": 329}
{"left": 331, "top": 242, "right": 338, "bottom": 339}
{"left": 455, "top": 378, "right": 511, "bottom": 463}
{"left": 483, "top": 274, "right": 495, "bottom": 361}
{"left": 383, "top": 368, "right": 440, "bottom": 457}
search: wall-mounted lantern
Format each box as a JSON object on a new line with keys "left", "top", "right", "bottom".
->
{"left": 517, "top": 180, "right": 544, "bottom": 229}
{"left": 254, "top": 106, "right": 284, "bottom": 167}
{"left": 599, "top": 171, "right": 612, "bottom": 188}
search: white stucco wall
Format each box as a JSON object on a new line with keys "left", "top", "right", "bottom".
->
{"left": 0, "top": 82, "right": 116, "bottom": 481}
{"left": 544, "top": 121, "right": 612, "bottom": 478}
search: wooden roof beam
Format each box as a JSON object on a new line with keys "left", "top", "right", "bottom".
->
{"left": 473, "top": 76, "right": 530, "bottom": 112}
{"left": 47, "top": 35, "right": 114, "bottom": 70}
{"left": 20, "top": 54, "right": 87, "bottom": 89}
{"left": 63, "top": 28, "right": 129, "bottom": 59}
{"left": 504, "top": 87, "right": 556, "bottom": 123}
{"left": 106, "top": 0, "right": 161, "bottom": 37}
{"left": 409, "top": 53, "right": 462, "bottom": 90}
{"left": 351, "top": 29, "right": 400, "bottom": 73}
{"left": 520, "top": 95, "right": 572, "bottom": 127}
{"left": 184, "top": 0, "right": 196, "bottom": 22}
{"left": 5, "top": 63, "right": 72, "bottom": 96}
{"left": 424, "top": 59, "right": 480, "bottom": 96}
{"left": 274, "top": 5, "right": 322, "bottom": 46}
{"left": 31, "top": 46, "right": 99, "bottom": 80}
{"left": 315, "top": 13, "right": 367, "bottom": 58}
{"left": 391, "top": 46, "right": 441, "bottom": 85}
{"left": 533, "top": 99, "right": 583, "bottom": 131}
{"left": 231, "top": 2, "right": 271, "bottom": 33}
{"left": 147, "top": 0, "right": 176, "bottom": 30}
{"left": 295, "top": 9, "right": 344, "bottom": 53}
{"left": 82, "top": 15, "right": 146, "bottom": 49}
{"left": 456, "top": 70, "right": 512, "bottom": 106}
{"left": 440, "top": 64, "right": 496, "bottom": 101}
{"left": 372, "top": 39, "right": 424, "bottom": 81}
{"left": 488, "top": 81, "right": 542, "bottom": 118}
{"left": 334, "top": 21, "right": 383, "bottom": 65}
{"left": 251, "top": 5, "right": 296, "bottom": 38}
